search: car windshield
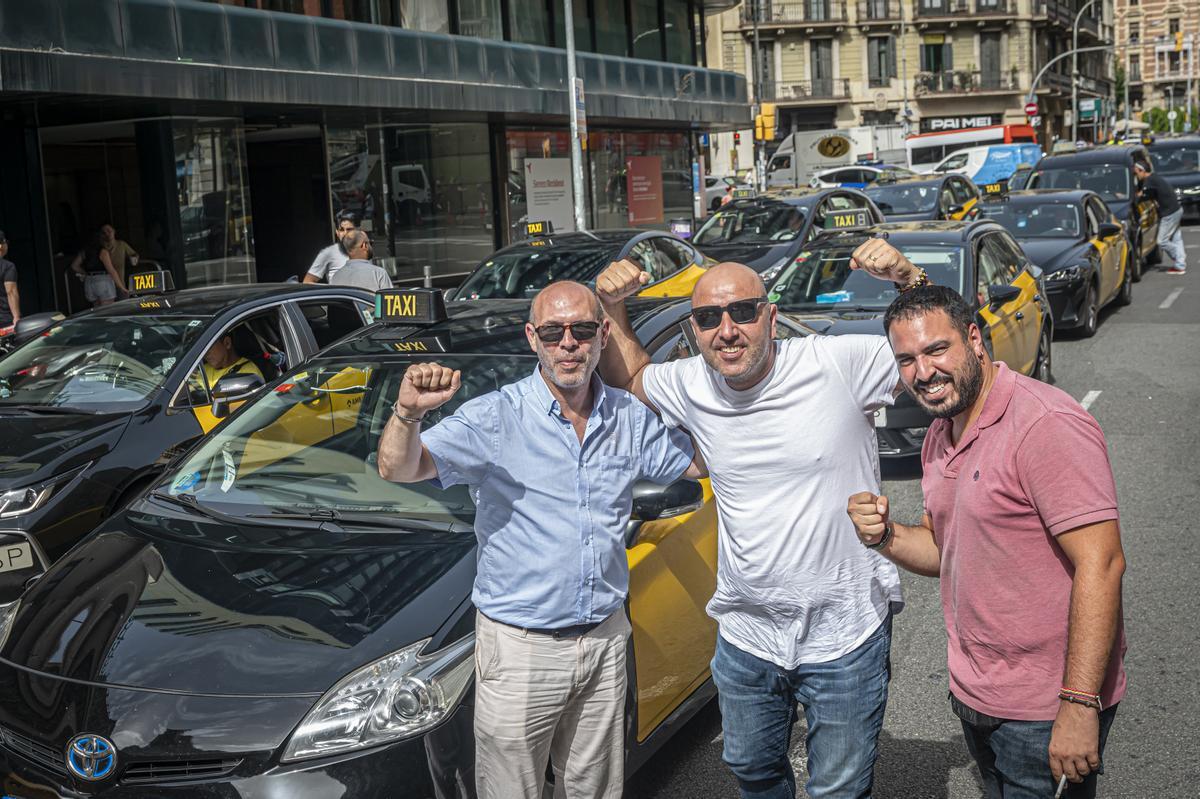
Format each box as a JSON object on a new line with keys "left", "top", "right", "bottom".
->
{"left": 693, "top": 202, "right": 807, "bottom": 245}
{"left": 454, "top": 245, "right": 619, "bottom": 300}
{"left": 864, "top": 183, "right": 939, "bottom": 214}
{"left": 1150, "top": 146, "right": 1200, "bottom": 175}
{"left": 979, "top": 203, "right": 1082, "bottom": 239}
{"left": 768, "top": 243, "right": 966, "bottom": 310}
{"left": 157, "top": 354, "right": 534, "bottom": 526}
{"left": 0, "top": 315, "right": 208, "bottom": 411}
{"left": 1027, "top": 165, "right": 1131, "bottom": 202}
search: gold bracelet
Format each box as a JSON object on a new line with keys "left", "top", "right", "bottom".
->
{"left": 897, "top": 268, "right": 929, "bottom": 293}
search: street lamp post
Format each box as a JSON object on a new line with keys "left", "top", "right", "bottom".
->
{"left": 564, "top": 0, "right": 586, "bottom": 232}
{"left": 1071, "top": 0, "right": 1100, "bottom": 143}
{"left": 1166, "top": 85, "right": 1175, "bottom": 133}
{"left": 751, "top": 0, "right": 764, "bottom": 191}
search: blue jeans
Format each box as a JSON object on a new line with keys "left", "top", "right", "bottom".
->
{"left": 953, "top": 693, "right": 1119, "bottom": 799}
{"left": 710, "top": 614, "right": 892, "bottom": 799}
{"left": 1158, "top": 208, "right": 1186, "bottom": 270}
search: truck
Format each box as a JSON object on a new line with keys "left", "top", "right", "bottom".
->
{"left": 765, "top": 125, "right": 907, "bottom": 190}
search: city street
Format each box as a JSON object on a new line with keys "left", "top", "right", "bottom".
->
{"left": 629, "top": 221, "right": 1200, "bottom": 798}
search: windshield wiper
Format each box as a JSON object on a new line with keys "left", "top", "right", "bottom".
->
{"left": 245, "top": 508, "right": 473, "bottom": 533}
{"left": 148, "top": 490, "right": 225, "bottom": 521}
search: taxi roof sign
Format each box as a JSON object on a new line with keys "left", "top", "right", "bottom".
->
{"left": 374, "top": 288, "right": 448, "bottom": 325}
{"left": 822, "top": 209, "right": 872, "bottom": 231}
{"left": 127, "top": 270, "right": 174, "bottom": 295}
{"left": 524, "top": 220, "right": 554, "bottom": 238}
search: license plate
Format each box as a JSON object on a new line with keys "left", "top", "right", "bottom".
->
{"left": 873, "top": 407, "right": 888, "bottom": 428}
{"left": 0, "top": 543, "right": 34, "bottom": 573}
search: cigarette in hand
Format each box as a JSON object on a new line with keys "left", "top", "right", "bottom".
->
{"left": 1054, "top": 774, "right": 1068, "bottom": 799}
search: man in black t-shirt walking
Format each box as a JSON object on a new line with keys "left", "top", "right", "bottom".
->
{"left": 1135, "top": 160, "right": 1186, "bottom": 275}
{"left": 0, "top": 230, "right": 21, "bottom": 329}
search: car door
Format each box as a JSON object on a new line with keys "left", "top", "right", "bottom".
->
{"left": 635, "top": 236, "right": 707, "bottom": 298}
{"left": 1091, "top": 196, "right": 1128, "bottom": 301}
{"left": 938, "top": 180, "right": 960, "bottom": 219}
{"left": 626, "top": 326, "right": 719, "bottom": 742}
{"left": 1083, "top": 198, "right": 1118, "bottom": 303}
{"left": 974, "top": 233, "right": 1027, "bottom": 371}
{"left": 950, "top": 177, "right": 980, "bottom": 219}
{"left": 993, "top": 231, "right": 1044, "bottom": 369}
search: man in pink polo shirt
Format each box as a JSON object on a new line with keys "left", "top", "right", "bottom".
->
{"left": 847, "top": 284, "right": 1126, "bottom": 799}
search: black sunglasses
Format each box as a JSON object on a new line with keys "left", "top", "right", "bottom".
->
{"left": 691, "top": 298, "right": 769, "bottom": 330}
{"left": 534, "top": 321, "right": 601, "bottom": 344}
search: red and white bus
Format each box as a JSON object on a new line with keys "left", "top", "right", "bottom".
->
{"left": 906, "top": 124, "right": 1038, "bottom": 171}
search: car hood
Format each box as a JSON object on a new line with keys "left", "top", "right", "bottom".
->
{"left": 0, "top": 409, "right": 131, "bottom": 488}
{"left": 0, "top": 507, "right": 477, "bottom": 696}
{"left": 777, "top": 309, "right": 886, "bottom": 336}
{"left": 1015, "top": 238, "right": 1089, "bottom": 273}
{"left": 693, "top": 242, "right": 791, "bottom": 271}
{"left": 1161, "top": 172, "right": 1200, "bottom": 191}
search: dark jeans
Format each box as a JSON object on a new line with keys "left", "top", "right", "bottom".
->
{"left": 952, "top": 693, "right": 1119, "bottom": 799}
{"left": 710, "top": 614, "right": 892, "bottom": 799}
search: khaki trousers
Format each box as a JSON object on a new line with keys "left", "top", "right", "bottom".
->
{"left": 474, "top": 610, "right": 630, "bottom": 799}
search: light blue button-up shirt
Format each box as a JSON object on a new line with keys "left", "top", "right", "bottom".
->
{"left": 422, "top": 367, "right": 695, "bottom": 629}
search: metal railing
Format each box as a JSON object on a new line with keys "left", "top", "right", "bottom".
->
{"left": 914, "top": 70, "right": 1020, "bottom": 95}
{"left": 762, "top": 78, "right": 851, "bottom": 100}
{"left": 857, "top": 0, "right": 900, "bottom": 21}
{"left": 914, "top": 0, "right": 967, "bottom": 17}
{"left": 741, "top": 1, "right": 847, "bottom": 24}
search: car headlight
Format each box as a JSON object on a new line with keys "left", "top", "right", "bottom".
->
{"left": 1046, "top": 265, "right": 1083, "bottom": 283}
{"left": 281, "top": 634, "right": 475, "bottom": 762}
{"left": 758, "top": 255, "right": 792, "bottom": 284}
{"left": 0, "top": 465, "right": 88, "bottom": 519}
{"left": 1183, "top": 186, "right": 1200, "bottom": 195}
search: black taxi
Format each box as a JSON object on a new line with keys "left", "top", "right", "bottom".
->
{"left": 863, "top": 172, "right": 982, "bottom": 222}
{"left": 0, "top": 275, "right": 374, "bottom": 603}
{"left": 0, "top": 289, "right": 813, "bottom": 798}
{"left": 767, "top": 219, "right": 1051, "bottom": 457}
{"left": 691, "top": 187, "right": 885, "bottom": 282}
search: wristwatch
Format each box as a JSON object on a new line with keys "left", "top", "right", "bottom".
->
{"left": 865, "top": 522, "right": 893, "bottom": 551}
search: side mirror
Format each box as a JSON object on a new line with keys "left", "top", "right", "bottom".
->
{"left": 631, "top": 479, "right": 704, "bottom": 523}
{"left": 987, "top": 283, "right": 1021, "bottom": 307}
{"left": 210, "top": 372, "right": 265, "bottom": 419}
{"left": 946, "top": 204, "right": 965, "bottom": 217}
{"left": 1098, "top": 222, "right": 1122, "bottom": 238}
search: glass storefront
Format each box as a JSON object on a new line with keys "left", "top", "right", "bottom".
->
{"left": 173, "top": 119, "right": 255, "bottom": 287}
{"left": 503, "top": 130, "right": 573, "bottom": 238}
{"left": 589, "top": 131, "right": 693, "bottom": 233}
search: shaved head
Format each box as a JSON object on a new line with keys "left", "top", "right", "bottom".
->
{"left": 530, "top": 280, "right": 603, "bottom": 325}
{"left": 693, "top": 262, "right": 767, "bottom": 307}
{"left": 689, "top": 261, "right": 777, "bottom": 390}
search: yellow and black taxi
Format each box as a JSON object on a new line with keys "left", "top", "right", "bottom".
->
{"left": 0, "top": 289, "right": 811, "bottom": 797}
{"left": 978, "top": 190, "right": 1131, "bottom": 337}
{"left": 1148, "top": 134, "right": 1200, "bottom": 221}
{"left": 0, "top": 274, "right": 374, "bottom": 604}
{"left": 766, "top": 219, "right": 1051, "bottom": 457}
{"left": 449, "top": 222, "right": 713, "bottom": 302}
{"left": 691, "top": 187, "right": 885, "bottom": 282}
{"left": 1024, "top": 144, "right": 1160, "bottom": 280}
{"left": 862, "top": 172, "right": 982, "bottom": 222}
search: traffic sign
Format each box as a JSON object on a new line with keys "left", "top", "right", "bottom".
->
{"left": 1168, "top": 110, "right": 1179, "bottom": 122}
{"left": 1024, "top": 102, "right": 1039, "bottom": 116}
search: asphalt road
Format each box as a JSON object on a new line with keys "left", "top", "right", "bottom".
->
{"left": 628, "top": 221, "right": 1200, "bottom": 798}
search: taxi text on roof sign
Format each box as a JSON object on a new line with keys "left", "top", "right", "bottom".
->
{"left": 127, "top": 270, "right": 175, "bottom": 295}
{"left": 822, "top": 209, "right": 871, "bottom": 230}
{"left": 374, "top": 288, "right": 448, "bottom": 325}
{"left": 525, "top": 220, "right": 554, "bottom": 238}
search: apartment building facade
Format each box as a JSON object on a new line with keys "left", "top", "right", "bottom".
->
{"left": 1117, "top": 0, "right": 1199, "bottom": 119}
{"left": 705, "top": 0, "right": 1113, "bottom": 175}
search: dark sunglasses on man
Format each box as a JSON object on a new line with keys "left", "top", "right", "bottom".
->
{"left": 534, "top": 321, "right": 601, "bottom": 344}
{"left": 691, "top": 297, "right": 769, "bottom": 330}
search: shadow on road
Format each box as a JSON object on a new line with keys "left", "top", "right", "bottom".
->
{"left": 874, "top": 729, "right": 980, "bottom": 799}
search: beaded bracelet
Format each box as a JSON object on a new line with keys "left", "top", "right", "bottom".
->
{"left": 1058, "top": 688, "right": 1103, "bottom": 711}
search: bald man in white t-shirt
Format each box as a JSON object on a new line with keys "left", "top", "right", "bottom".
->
{"left": 596, "top": 242, "right": 923, "bottom": 799}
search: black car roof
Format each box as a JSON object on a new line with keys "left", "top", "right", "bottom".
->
{"left": 1036, "top": 145, "right": 1146, "bottom": 168}
{"left": 797, "top": 219, "right": 999, "bottom": 248}
{"left": 318, "top": 297, "right": 689, "bottom": 359}
{"left": 865, "top": 174, "right": 954, "bottom": 189}
{"left": 484, "top": 229, "right": 650, "bottom": 260}
{"left": 79, "top": 283, "right": 371, "bottom": 319}
{"left": 755, "top": 187, "right": 870, "bottom": 208}
{"left": 980, "top": 189, "right": 1093, "bottom": 206}
{"left": 1148, "top": 136, "right": 1200, "bottom": 151}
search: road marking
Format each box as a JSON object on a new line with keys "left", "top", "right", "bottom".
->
{"left": 1081, "top": 390, "right": 1102, "bottom": 411}
{"left": 1159, "top": 288, "right": 1184, "bottom": 309}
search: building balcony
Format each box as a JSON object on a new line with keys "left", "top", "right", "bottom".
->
{"left": 740, "top": 1, "right": 847, "bottom": 27}
{"left": 762, "top": 78, "right": 852, "bottom": 102}
{"left": 914, "top": 70, "right": 1021, "bottom": 96}
{"left": 1149, "top": 70, "right": 1190, "bottom": 84}
{"left": 914, "top": 0, "right": 1015, "bottom": 18}
{"left": 1034, "top": 0, "right": 1101, "bottom": 36}
{"left": 857, "top": 0, "right": 901, "bottom": 23}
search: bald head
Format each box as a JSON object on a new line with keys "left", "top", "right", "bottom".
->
{"left": 530, "top": 281, "right": 603, "bottom": 325}
{"left": 693, "top": 262, "right": 767, "bottom": 307}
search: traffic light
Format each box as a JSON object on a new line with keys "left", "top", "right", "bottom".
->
{"left": 755, "top": 103, "right": 778, "bottom": 141}
{"left": 734, "top": 131, "right": 742, "bottom": 145}
{"left": 1176, "top": 31, "right": 1185, "bottom": 52}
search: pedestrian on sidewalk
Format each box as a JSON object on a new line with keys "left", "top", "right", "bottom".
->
{"left": 376, "top": 281, "right": 701, "bottom": 799}
{"left": 595, "top": 239, "right": 924, "bottom": 799}
{"left": 1134, "top": 159, "right": 1186, "bottom": 275}
{"left": 99, "top": 222, "right": 139, "bottom": 285}
{"left": 847, "top": 285, "right": 1126, "bottom": 799}
{"left": 330, "top": 230, "right": 391, "bottom": 291}
{"left": 304, "top": 210, "right": 357, "bottom": 284}
{"left": 70, "top": 230, "right": 126, "bottom": 307}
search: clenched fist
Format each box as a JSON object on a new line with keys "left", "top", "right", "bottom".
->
{"left": 596, "top": 258, "right": 651, "bottom": 306}
{"left": 850, "top": 238, "right": 919, "bottom": 285}
{"left": 395, "top": 362, "right": 461, "bottom": 419}
{"left": 847, "top": 491, "right": 890, "bottom": 548}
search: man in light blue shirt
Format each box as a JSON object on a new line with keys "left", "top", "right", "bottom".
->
{"left": 376, "top": 280, "right": 701, "bottom": 799}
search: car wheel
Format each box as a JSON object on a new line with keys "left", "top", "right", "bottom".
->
{"left": 1129, "top": 238, "right": 1143, "bottom": 282}
{"left": 1079, "top": 282, "right": 1099, "bottom": 338}
{"left": 1035, "top": 326, "right": 1053, "bottom": 384}
{"left": 1116, "top": 264, "right": 1133, "bottom": 306}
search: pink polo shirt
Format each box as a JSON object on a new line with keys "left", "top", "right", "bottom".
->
{"left": 921, "top": 362, "right": 1126, "bottom": 721}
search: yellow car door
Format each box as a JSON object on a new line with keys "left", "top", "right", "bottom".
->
{"left": 975, "top": 235, "right": 1028, "bottom": 372}
{"left": 627, "top": 480, "right": 719, "bottom": 742}
{"left": 989, "top": 232, "right": 1044, "bottom": 374}
{"left": 634, "top": 236, "right": 711, "bottom": 298}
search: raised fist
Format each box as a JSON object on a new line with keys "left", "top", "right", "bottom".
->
{"left": 847, "top": 491, "right": 890, "bottom": 548}
{"left": 596, "top": 258, "right": 651, "bottom": 306}
{"left": 395, "top": 362, "right": 461, "bottom": 418}
{"left": 850, "top": 238, "right": 919, "bottom": 285}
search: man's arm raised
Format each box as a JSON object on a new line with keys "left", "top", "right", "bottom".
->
{"left": 596, "top": 259, "right": 657, "bottom": 410}
{"left": 376, "top": 362, "right": 461, "bottom": 483}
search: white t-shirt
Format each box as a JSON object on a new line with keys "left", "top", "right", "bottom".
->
{"left": 642, "top": 335, "right": 903, "bottom": 669}
{"left": 307, "top": 242, "right": 349, "bottom": 282}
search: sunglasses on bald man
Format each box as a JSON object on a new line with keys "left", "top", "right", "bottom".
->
{"left": 533, "top": 321, "right": 601, "bottom": 344}
{"left": 691, "top": 298, "right": 769, "bottom": 330}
